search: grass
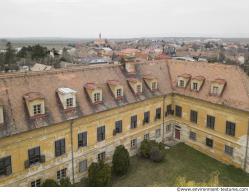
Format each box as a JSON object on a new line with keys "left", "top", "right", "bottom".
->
{"left": 111, "top": 143, "right": 249, "bottom": 187}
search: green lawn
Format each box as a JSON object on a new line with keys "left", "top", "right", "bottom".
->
{"left": 111, "top": 143, "right": 249, "bottom": 187}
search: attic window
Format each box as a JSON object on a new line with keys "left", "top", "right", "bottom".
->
{"left": 212, "top": 86, "right": 219, "bottom": 95}
{"left": 57, "top": 88, "right": 77, "bottom": 110}
{"left": 152, "top": 82, "right": 157, "bottom": 90}
{"left": 94, "top": 92, "right": 101, "bottom": 102}
{"left": 33, "top": 104, "right": 41, "bottom": 115}
{"left": 117, "top": 88, "right": 122, "bottom": 97}
{"left": 179, "top": 80, "right": 185, "bottom": 87}
{"left": 137, "top": 85, "right": 142, "bottom": 93}
{"left": 24, "top": 92, "right": 45, "bottom": 118}
{"left": 193, "top": 82, "right": 198, "bottom": 91}
{"left": 107, "top": 80, "right": 124, "bottom": 100}
{"left": 66, "top": 98, "right": 73, "bottom": 107}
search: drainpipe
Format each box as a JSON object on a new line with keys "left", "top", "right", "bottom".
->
{"left": 243, "top": 119, "right": 249, "bottom": 171}
{"left": 162, "top": 95, "right": 166, "bottom": 143}
{"left": 70, "top": 120, "right": 75, "bottom": 184}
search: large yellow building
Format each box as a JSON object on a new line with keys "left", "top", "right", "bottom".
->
{"left": 0, "top": 59, "right": 248, "bottom": 186}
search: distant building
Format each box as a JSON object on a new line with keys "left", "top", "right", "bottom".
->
{"left": 30, "top": 63, "right": 52, "bottom": 71}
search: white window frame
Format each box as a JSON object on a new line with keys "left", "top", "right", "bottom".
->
{"left": 33, "top": 104, "right": 41, "bottom": 115}
{"left": 116, "top": 88, "right": 122, "bottom": 97}
{"left": 66, "top": 98, "right": 73, "bottom": 108}
{"left": 31, "top": 179, "right": 41, "bottom": 187}
{"left": 94, "top": 92, "right": 101, "bottom": 102}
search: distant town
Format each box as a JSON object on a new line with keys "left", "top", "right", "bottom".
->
{"left": 0, "top": 34, "right": 249, "bottom": 75}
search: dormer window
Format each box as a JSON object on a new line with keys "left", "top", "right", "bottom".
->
{"left": 66, "top": 98, "right": 73, "bottom": 108}
{"left": 107, "top": 80, "right": 124, "bottom": 100}
{"left": 84, "top": 83, "right": 103, "bottom": 104}
{"left": 33, "top": 104, "right": 41, "bottom": 115}
{"left": 143, "top": 75, "right": 158, "bottom": 92}
{"left": 190, "top": 76, "right": 205, "bottom": 92}
{"left": 137, "top": 85, "right": 142, "bottom": 93}
{"left": 152, "top": 82, "right": 157, "bottom": 90}
{"left": 212, "top": 86, "right": 219, "bottom": 95}
{"left": 210, "top": 79, "right": 226, "bottom": 96}
{"left": 177, "top": 74, "right": 191, "bottom": 88}
{"left": 117, "top": 88, "right": 122, "bottom": 97}
{"left": 127, "top": 78, "right": 142, "bottom": 95}
{"left": 179, "top": 80, "right": 185, "bottom": 87}
{"left": 193, "top": 82, "right": 198, "bottom": 90}
{"left": 57, "top": 88, "right": 77, "bottom": 110}
{"left": 23, "top": 92, "right": 45, "bottom": 118}
{"left": 94, "top": 92, "right": 101, "bottom": 102}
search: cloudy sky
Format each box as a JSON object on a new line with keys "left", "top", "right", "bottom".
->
{"left": 0, "top": 0, "right": 249, "bottom": 38}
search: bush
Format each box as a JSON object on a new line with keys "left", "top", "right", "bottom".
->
{"left": 140, "top": 140, "right": 152, "bottom": 158}
{"left": 88, "top": 161, "right": 112, "bottom": 187}
{"left": 150, "top": 146, "right": 165, "bottom": 162}
{"left": 140, "top": 140, "right": 165, "bottom": 162}
{"left": 112, "top": 145, "right": 130, "bottom": 176}
{"left": 42, "top": 179, "right": 59, "bottom": 187}
{"left": 59, "top": 177, "right": 72, "bottom": 187}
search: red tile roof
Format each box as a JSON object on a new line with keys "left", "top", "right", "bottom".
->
{"left": 23, "top": 92, "right": 44, "bottom": 101}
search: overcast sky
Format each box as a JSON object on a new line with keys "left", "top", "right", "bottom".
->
{"left": 0, "top": 0, "right": 249, "bottom": 38}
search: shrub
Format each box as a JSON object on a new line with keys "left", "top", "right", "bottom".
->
{"left": 88, "top": 161, "right": 112, "bottom": 187}
{"left": 140, "top": 140, "right": 152, "bottom": 158}
{"left": 140, "top": 140, "right": 165, "bottom": 162}
{"left": 42, "top": 179, "right": 59, "bottom": 187}
{"left": 150, "top": 146, "right": 165, "bottom": 162}
{"left": 112, "top": 145, "right": 130, "bottom": 176}
{"left": 59, "top": 177, "right": 72, "bottom": 187}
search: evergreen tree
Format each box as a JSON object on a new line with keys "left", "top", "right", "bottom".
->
{"left": 112, "top": 145, "right": 130, "bottom": 176}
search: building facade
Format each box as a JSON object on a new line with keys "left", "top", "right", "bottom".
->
{"left": 0, "top": 60, "right": 249, "bottom": 186}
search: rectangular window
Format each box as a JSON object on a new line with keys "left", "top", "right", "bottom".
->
{"left": 212, "top": 86, "right": 219, "bottom": 95}
{"left": 179, "top": 80, "right": 185, "bottom": 87}
{"left": 115, "top": 120, "right": 122, "bottom": 133}
{"left": 193, "top": 82, "right": 198, "bottom": 90}
{"left": 155, "top": 107, "right": 161, "bottom": 120}
{"left": 130, "top": 139, "right": 137, "bottom": 149}
{"left": 224, "top": 145, "right": 233, "bottom": 156}
{"left": 66, "top": 98, "right": 73, "bottom": 107}
{"left": 206, "top": 138, "right": 213, "bottom": 148}
{"left": 130, "top": 115, "right": 137, "bottom": 129}
{"left": 206, "top": 115, "right": 215, "bottom": 129}
{"left": 98, "top": 152, "right": 106, "bottom": 161}
{"left": 190, "top": 110, "right": 198, "bottom": 124}
{"left": 55, "top": 138, "right": 65, "bottom": 157}
{"left": 175, "top": 105, "right": 182, "bottom": 117}
{"left": 116, "top": 88, "right": 122, "bottom": 97}
{"left": 97, "top": 126, "right": 105, "bottom": 142}
{"left": 137, "top": 85, "right": 142, "bottom": 93}
{"left": 226, "top": 121, "right": 236, "bottom": 137}
{"left": 143, "top": 111, "right": 150, "bottom": 124}
{"left": 144, "top": 133, "right": 149, "bottom": 140}
{"left": 152, "top": 82, "right": 157, "bottom": 90}
{"left": 94, "top": 92, "right": 101, "bottom": 102}
{"left": 57, "top": 168, "right": 67, "bottom": 180}
{"left": 31, "top": 179, "right": 41, "bottom": 187}
{"left": 28, "top": 147, "right": 41, "bottom": 165}
{"left": 155, "top": 129, "right": 161, "bottom": 138}
{"left": 166, "top": 124, "right": 171, "bottom": 133}
{"left": 166, "top": 104, "right": 173, "bottom": 116}
{"left": 189, "top": 131, "right": 196, "bottom": 141}
{"left": 33, "top": 104, "right": 41, "bottom": 115}
{"left": 0, "top": 156, "right": 12, "bottom": 176}
{"left": 78, "top": 132, "right": 87, "bottom": 148}
{"left": 79, "top": 160, "right": 87, "bottom": 173}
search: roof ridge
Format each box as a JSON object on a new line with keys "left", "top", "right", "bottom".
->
{"left": 0, "top": 63, "right": 122, "bottom": 80}
{"left": 237, "top": 67, "right": 249, "bottom": 98}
